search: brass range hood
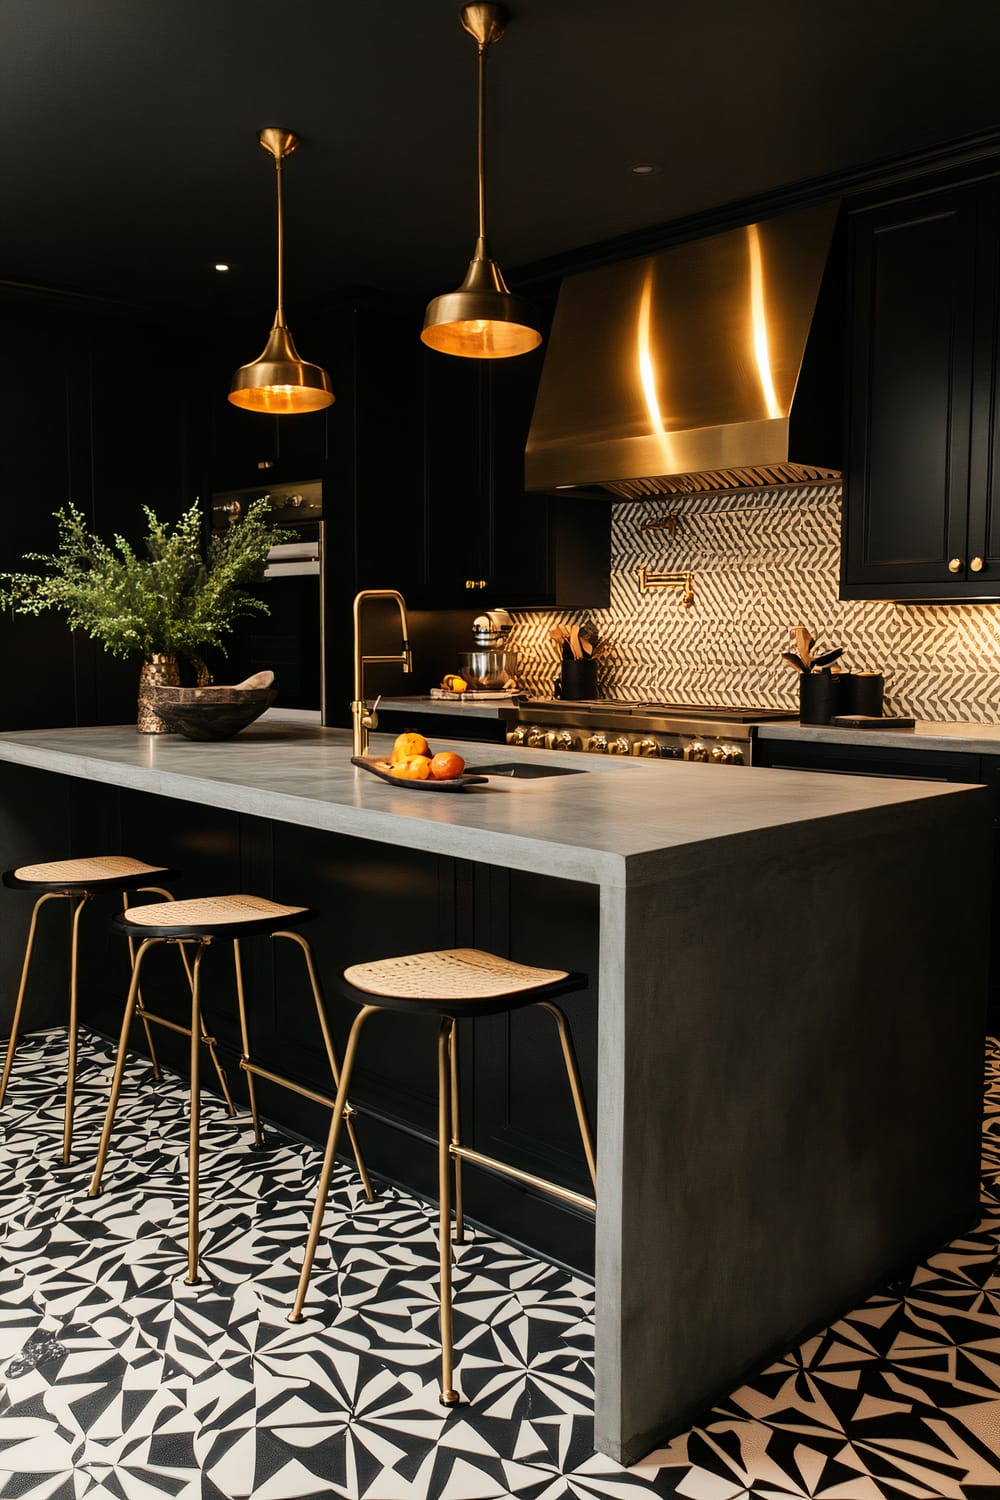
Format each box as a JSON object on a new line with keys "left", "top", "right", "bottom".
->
{"left": 525, "top": 200, "right": 841, "bottom": 498}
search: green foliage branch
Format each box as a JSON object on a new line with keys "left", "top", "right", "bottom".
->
{"left": 0, "top": 498, "right": 290, "bottom": 662}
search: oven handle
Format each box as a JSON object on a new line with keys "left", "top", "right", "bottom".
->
{"left": 263, "top": 559, "right": 321, "bottom": 578}
{"left": 262, "top": 538, "right": 321, "bottom": 578}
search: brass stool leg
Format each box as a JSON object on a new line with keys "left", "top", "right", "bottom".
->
{"left": 89, "top": 938, "right": 162, "bottom": 1197}
{"left": 277, "top": 930, "right": 374, "bottom": 1201}
{"left": 186, "top": 942, "right": 209, "bottom": 1284}
{"left": 538, "top": 1000, "right": 597, "bottom": 1191}
{"left": 232, "top": 939, "right": 264, "bottom": 1149}
{"left": 449, "top": 1023, "right": 464, "bottom": 1244}
{"left": 63, "top": 894, "right": 90, "bottom": 1164}
{"left": 438, "top": 1017, "right": 460, "bottom": 1406}
{"left": 0, "top": 892, "right": 61, "bottom": 1110}
{"left": 123, "top": 891, "right": 162, "bottom": 1082}
{"left": 288, "top": 1004, "right": 376, "bottom": 1324}
{"left": 123, "top": 885, "right": 235, "bottom": 1117}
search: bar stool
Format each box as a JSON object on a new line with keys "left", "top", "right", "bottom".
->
{"left": 0, "top": 855, "right": 234, "bottom": 1163}
{"left": 88, "top": 892, "right": 373, "bottom": 1284}
{"left": 288, "top": 947, "right": 597, "bottom": 1407}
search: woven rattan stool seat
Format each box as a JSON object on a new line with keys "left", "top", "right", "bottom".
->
{"left": 342, "top": 947, "right": 581, "bottom": 1018}
{"left": 4, "top": 855, "right": 174, "bottom": 891}
{"left": 116, "top": 893, "right": 312, "bottom": 939}
{"left": 345, "top": 947, "right": 568, "bottom": 999}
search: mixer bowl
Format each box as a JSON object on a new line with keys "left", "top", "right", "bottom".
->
{"left": 458, "top": 650, "right": 517, "bottom": 690}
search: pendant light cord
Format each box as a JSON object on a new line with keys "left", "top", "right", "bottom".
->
{"left": 477, "top": 40, "right": 488, "bottom": 242}
{"left": 274, "top": 152, "right": 286, "bottom": 329}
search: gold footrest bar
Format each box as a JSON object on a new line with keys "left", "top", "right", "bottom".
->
{"left": 239, "top": 1057, "right": 358, "bottom": 1117}
{"left": 450, "top": 1143, "right": 596, "bottom": 1214}
{"left": 138, "top": 1009, "right": 215, "bottom": 1045}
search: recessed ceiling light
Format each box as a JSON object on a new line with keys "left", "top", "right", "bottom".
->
{"left": 629, "top": 163, "right": 661, "bottom": 176}
{"left": 214, "top": 262, "right": 230, "bottom": 272}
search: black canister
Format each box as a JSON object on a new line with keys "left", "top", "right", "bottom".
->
{"left": 798, "top": 670, "right": 843, "bottom": 725}
{"left": 557, "top": 658, "right": 598, "bottom": 700}
{"left": 842, "top": 671, "right": 884, "bottom": 717}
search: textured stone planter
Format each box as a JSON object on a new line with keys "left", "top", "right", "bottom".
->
{"left": 136, "top": 653, "right": 181, "bottom": 733}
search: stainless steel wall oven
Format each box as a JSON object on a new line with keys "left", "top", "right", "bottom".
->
{"left": 210, "top": 480, "right": 324, "bottom": 716}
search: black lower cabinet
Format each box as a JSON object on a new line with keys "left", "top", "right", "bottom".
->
{"left": 71, "top": 783, "right": 598, "bottom": 1273}
{"left": 754, "top": 736, "right": 998, "bottom": 1029}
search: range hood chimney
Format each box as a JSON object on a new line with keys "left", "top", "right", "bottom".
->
{"left": 525, "top": 200, "right": 841, "bottom": 498}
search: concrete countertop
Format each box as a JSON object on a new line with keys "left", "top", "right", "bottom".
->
{"left": 757, "top": 719, "right": 1000, "bottom": 755}
{"left": 0, "top": 710, "right": 978, "bottom": 890}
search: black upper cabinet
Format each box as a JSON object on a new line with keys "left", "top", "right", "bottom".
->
{"left": 842, "top": 176, "right": 1000, "bottom": 599}
{"left": 417, "top": 344, "right": 609, "bottom": 610}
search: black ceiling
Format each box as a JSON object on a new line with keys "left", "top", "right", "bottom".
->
{"left": 6, "top": 0, "right": 1000, "bottom": 315}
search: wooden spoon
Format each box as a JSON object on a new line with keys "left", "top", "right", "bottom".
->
{"left": 794, "top": 627, "right": 813, "bottom": 671}
{"left": 569, "top": 624, "right": 583, "bottom": 660}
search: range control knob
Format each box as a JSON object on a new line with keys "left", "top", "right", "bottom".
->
{"left": 550, "top": 728, "right": 581, "bottom": 752}
{"left": 683, "top": 739, "right": 709, "bottom": 762}
{"left": 721, "top": 742, "right": 745, "bottom": 765}
{"left": 526, "top": 725, "right": 548, "bottom": 748}
{"left": 505, "top": 725, "right": 530, "bottom": 746}
{"left": 609, "top": 735, "right": 632, "bottom": 755}
{"left": 587, "top": 732, "right": 609, "bottom": 754}
{"left": 632, "top": 737, "right": 660, "bottom": 757}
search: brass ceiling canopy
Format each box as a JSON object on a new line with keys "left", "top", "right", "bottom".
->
{"left": 421, "top": 3, "right": 541, "bottom": 360}
{"left": 229, "top": 127, "right": 334, "bottom": 415}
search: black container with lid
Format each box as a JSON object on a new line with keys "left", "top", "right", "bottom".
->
{"left": 841, "top": 672, "right": 884, "bottom": 717}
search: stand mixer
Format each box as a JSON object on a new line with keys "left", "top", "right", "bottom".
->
{"left": 459, "top": 610, "right": 517, "bottom": 690}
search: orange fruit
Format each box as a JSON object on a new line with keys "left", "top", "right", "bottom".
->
{"left": 429, "top": 751, "right": 465, "bottom": 780}
{"left": 394, "top": 754, "right": 432, "bottom": 780}
{"left": 391, "top": 731, "right": 430, "bottom": 764}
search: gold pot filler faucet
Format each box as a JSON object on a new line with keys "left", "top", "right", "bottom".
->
{"left": 351, "top": 589, "right": 412, "bottom": 757}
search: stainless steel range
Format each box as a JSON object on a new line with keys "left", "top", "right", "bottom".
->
{"left": 501, "top": 699, "right": 797, "bottom": 766}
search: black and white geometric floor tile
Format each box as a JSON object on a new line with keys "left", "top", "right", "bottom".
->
{"left": 2, "top": 1029, "right": 1000, "bottom": 1500}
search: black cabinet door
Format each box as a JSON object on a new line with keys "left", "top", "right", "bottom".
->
{"left": 842, "top": 185, "right": 979, "bottom": 598}
{"left": 420, "top": 351, "right": 487, "bottom": 605}
{"left": 418, "top": 347, "right": 609, "bottom": 610}
{"left": 969, "top": 181, "right": 1000, "bottom": 581}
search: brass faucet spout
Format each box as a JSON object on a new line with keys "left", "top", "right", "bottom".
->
{"left": 352, "top": 589, "right": 412, "bottom": 758}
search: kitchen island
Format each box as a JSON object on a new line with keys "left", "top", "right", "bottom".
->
{"left": 0, "top": 715, "right": 989, "bottom": 1464}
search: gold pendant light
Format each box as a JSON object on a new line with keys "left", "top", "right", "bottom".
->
{"left": 229, "top": 128, "right": 334, "bottom": 414}
{"left": 421, "top": 4, "right": 541, "bottom": 360}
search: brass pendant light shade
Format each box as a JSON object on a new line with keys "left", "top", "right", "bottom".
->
{"left": 421, "top": 4, "right": 541, "bottom": 360}
{"left": 229, "top": 128, "right": 334, "bottom": 414}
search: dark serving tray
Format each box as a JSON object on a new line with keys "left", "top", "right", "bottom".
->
{"left": 351, "top": 756, "right": 489, "bottom": 791}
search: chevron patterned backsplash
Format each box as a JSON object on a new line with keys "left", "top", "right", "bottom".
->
{"left": 507, "top": 483, "right": 1000, "bottom": 724}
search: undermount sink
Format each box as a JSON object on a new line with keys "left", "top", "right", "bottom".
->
{"left": 470, "top": 761, "right": 588, "bottom": 780}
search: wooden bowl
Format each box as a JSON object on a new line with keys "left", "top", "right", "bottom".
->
{"left": 149, "top": 685, "right": 277, "bottom": 740}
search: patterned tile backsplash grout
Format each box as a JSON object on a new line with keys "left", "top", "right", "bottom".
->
{"left": 507, "top": 483, "right": 1000, "bottom": 723}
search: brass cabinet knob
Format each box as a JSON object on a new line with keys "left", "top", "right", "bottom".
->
{"left": 948, "top": 558, "right": 962, "bottom": 573}
{"left": 971, "top": 556, "right": 985, "bottom": 573}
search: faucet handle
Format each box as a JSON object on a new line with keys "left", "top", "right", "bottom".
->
{"left": 364, "top": 693, "right": 382, "bottom": 730}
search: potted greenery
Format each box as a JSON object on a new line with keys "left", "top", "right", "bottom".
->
{"left": 0, "top": 498, "right": 289, "bottom": 732}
